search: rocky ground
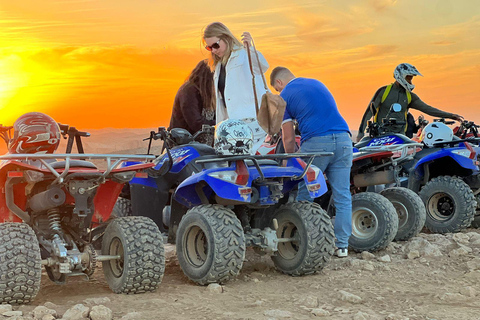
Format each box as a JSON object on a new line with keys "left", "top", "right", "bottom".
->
{"left": 2, "top": 228, "right": 480, "bottom": 320}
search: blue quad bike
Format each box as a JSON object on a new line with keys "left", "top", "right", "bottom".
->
{"left": 115, "top": 125, "right": 336, "bottom": 285}
{"left": 356, "top": 103, "right": 480, "bottom": 233}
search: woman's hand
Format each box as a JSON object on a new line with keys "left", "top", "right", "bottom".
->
{"left": 241, "top": 32, "right": 252, "bottom": 47}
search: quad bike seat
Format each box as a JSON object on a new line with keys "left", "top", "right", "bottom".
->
{"left": 245, "top": 159, "right": 279, "bottom": 167}
{"left": 50, "top": 160, "right": 98, "bottom": 169}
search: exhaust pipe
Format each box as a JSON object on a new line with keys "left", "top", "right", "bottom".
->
{"left": 353, "top": 170, "right": 395, "bottom": 188}
{"left": 28, "top": 187, "right": 66, "bottom": 212}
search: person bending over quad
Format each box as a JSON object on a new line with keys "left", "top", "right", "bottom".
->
{"left": 356, "top": 63, "right": 463, "bottom": 142}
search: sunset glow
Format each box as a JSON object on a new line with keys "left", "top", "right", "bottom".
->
{"left": 0, "top": 0, "right": 479, "bottom": 132}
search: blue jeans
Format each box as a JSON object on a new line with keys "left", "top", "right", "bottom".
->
{"left": 296, "top": 133, "right": 353, "bottom": 248}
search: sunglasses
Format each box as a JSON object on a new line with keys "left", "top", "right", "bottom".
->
{"left": 205, "top": 39, "right": 221, "bottom": 51}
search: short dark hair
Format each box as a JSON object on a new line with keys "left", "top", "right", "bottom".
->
{"left": 270, "top": 66, "right": 293, "bottom": 86}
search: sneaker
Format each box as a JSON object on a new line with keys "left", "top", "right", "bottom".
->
{"left": 335, "top": 248, "right": 348, "bottom": 258}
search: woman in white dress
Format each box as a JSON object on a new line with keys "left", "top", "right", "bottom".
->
{"left": 203, "top": 22, "right": 269, "bottom": 153}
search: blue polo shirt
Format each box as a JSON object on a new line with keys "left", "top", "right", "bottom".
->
{"left": 281, "top": 77, "right": 350, "bottom": 142}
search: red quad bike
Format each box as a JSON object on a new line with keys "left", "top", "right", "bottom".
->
{"left": 0, "top": 113, "right": 165, "bottom": 305}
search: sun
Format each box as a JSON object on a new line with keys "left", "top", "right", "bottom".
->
{"left": 0, "top": 55, "right": 31, "bottom": 125}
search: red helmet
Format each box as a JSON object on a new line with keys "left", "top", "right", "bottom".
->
{"left": 8, "top": 112, "right": 61, "bottom": 154}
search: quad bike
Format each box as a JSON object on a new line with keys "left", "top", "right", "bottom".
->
{"left": 0, "top": 113, "right": 165, "bottom": 305}
{"left": 116, "top": 123, "right": 335, "bottom": 285}
{"left": 255, "top": 121, "right": 423, "bottom": 250}
{"left": 357, "top": 103, "right": 480, "bottom": 233}
{"left": 350, "top": 143, "right": 426, "bottom": 243}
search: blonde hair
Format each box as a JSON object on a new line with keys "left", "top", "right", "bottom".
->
{"left": 203, "top": 22, "right": 243, "bottom": 69}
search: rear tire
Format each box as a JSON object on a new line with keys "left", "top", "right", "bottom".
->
{"left": 349, "top": 192, "right": 398, "bottom": 252}
{"left": 271, "top": 202, "right": 334, "bottom": 276}
{"left": 0, "top": 223, "right": 42, "bottom": 304}
{"left": 102, "top": 216, "right": 165, "bottom": 294}
{"left": 380, "top": 187, "right": 426, "bottom": 241}
{"left": 176, "top": 205, "right": 245, "bottom": 285}
{"left": 419, "top": 176, "right": 476, "bottom": 233}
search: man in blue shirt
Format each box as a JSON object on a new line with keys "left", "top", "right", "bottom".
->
{"left": 270, "top": 66, "right": 353, "bottom": 257}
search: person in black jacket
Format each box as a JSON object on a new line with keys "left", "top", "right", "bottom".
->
{"left": 357, "top": 63, "right": 463, "bottom": 142}
{"left": 169, "top": 60, "right": 215, "bottom": 134}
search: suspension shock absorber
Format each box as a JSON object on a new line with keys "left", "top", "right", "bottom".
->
{"left": 47, "top": 208, "right": 62, "bottom": 235}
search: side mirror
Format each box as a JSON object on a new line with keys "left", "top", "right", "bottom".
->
{"left": 391, "top": 103, "right": 402, "bottom": 113}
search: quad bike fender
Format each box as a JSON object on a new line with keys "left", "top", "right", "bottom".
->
{"left": 414, "top": 148, "right": 479, "bottom": 177}
{"left": 174, "top": 167, "right": 249, "bottom": 208}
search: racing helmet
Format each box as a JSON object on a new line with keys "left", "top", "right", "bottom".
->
{"left": 421, "top": 122, "right": 453, "bottom": 147}
{"left": 394, "top": 63, "right": 423, "bottom": 92}
{"left": 8, "top": 112, "right": 61, "bottom": 154}
{"left": 214, "top": 119, "right": 253, "bottom": 155}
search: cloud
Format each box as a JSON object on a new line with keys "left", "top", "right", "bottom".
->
{"left": 431, "top": 40, "right": 455, "bottom": 46}
{"left": 369, "top": 0, "right": 398, "bottom": 12}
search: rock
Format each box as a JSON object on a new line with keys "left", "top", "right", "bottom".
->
{"left": 363, "top": 262, "right": 375, "bottom": 271}
{"left": 33, "top": 306, "right": 57, "bottom": 319}
{"left": 440, "top": 293, "right": 465, "bottom": 301}
{"left": 378, "top": 255, "right": 391, "bottom": 263}
{"left": 347, "top": 258, "right": 362, "bottom": 267}
{"left": 361, "top": 251, "right": 375, "bottom": 260}
{"left": 42, "top": 315, "right": 56, "bottom": 320}
{"left": 466, "top": 258, "right": 480, "bottom": 271}
{"left": 0, "top": 305, "right": 13, "bottom": 313}
{"left": 452, "top": 233, "right": 470, "bottom": 244}
{"left": 460, "top": 286, "right": 476, "bottom": 297}
{"left": 120, "top": 312, "right": 143, "bottom": 320}
{"left": 449, "top": 246, "right": 471, "bottom": 257}
{"left": 62, "top": 304, "right": 90, "bottom": 320}
{"left": 43, "top": 302, "right": 58, "bottom": 310}
{"left": 295, "top": 295, "right": 318, "bottom": 308}
{"left": 353, "top": 311, "right": 369, "bottom": 320}
{"left": 89, "top": 305, "right": 113, "bottom": 320}
{"left": 385, "top": 314, "right": 406, "bottom": 320}
{"left": 264, "top": 309, "right": 293, "bottom": 318}
{"left": 207, "top": 283, "right": 223, "bottom": 293}
{"left": 407, "top": 250, "right": 420, "bottom": 259}
{"left": 404, "top": 238, "right": 442, "bottom": 257}
{"left": 2, "top": 310, "right": 23, "bottom": 317}
{"left": 311, "top": 308, "right": 329, "bottom": 316}
{"left": 468, "top": 233, "right": 480, "bottom": 243}
{"left": 83, "top": 297, "right": 111, "bottom": 306}
{"left": 339, "top": 290, "right": 362, "bottom": 304}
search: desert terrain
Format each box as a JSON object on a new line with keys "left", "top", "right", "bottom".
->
{"left": 2, "top": 128, "right": 480, "bottom": 320}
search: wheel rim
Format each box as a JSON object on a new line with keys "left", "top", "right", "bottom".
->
{"left": 390, "top": 200, "right": 408, "bottom": 229}
{"left": 184, "top": 226, "right": 208, "bottom": 267}
{"left": 352, "top": 207, "right": 378, "bottom": 239}
{"left": 108, "top": 237, "right": 124, "bottom": 278}
{"left": 277, "top": 220, "right": 300, "bottom": 260}
{"left": 427, "top": 193, "right": 455, "bottom": 221}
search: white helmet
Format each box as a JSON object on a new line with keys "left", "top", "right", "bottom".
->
{"left": 394, "top": 63, "right": 423, "bottom": 92}
{"left": 214, "top": 119, "right": 253, "bottom": 155}
{"left": 422, "top": 122, "right": 453, "bottom": 147}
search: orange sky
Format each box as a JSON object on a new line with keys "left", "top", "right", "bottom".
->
{"left": 1, "top": 0, "right": 479, "bottom": 134}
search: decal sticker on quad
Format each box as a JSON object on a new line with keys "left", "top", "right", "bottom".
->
{"left": 367, "top": 135, "right": 404, "bottom": 146}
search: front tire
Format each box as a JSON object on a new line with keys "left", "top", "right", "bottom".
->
{"left": 176, "top": 205, "right": 246, "bottom": 285}
{"left": 102, "top": 216, "right": 165, "bottom": 294}
{"left": 349, "top": 192, "right": 398, "bottom": 252}
{"left": 380, "top": 187, "right": 426, "bottom": 241}
{"left": 271, "top": 202, "right": 335, "bottom": 276}
{"left": 0, "top": 223, "right": 42, "bottom": 305}
{"left": 419, "top": 176, "right": 476, "bottom": 233}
